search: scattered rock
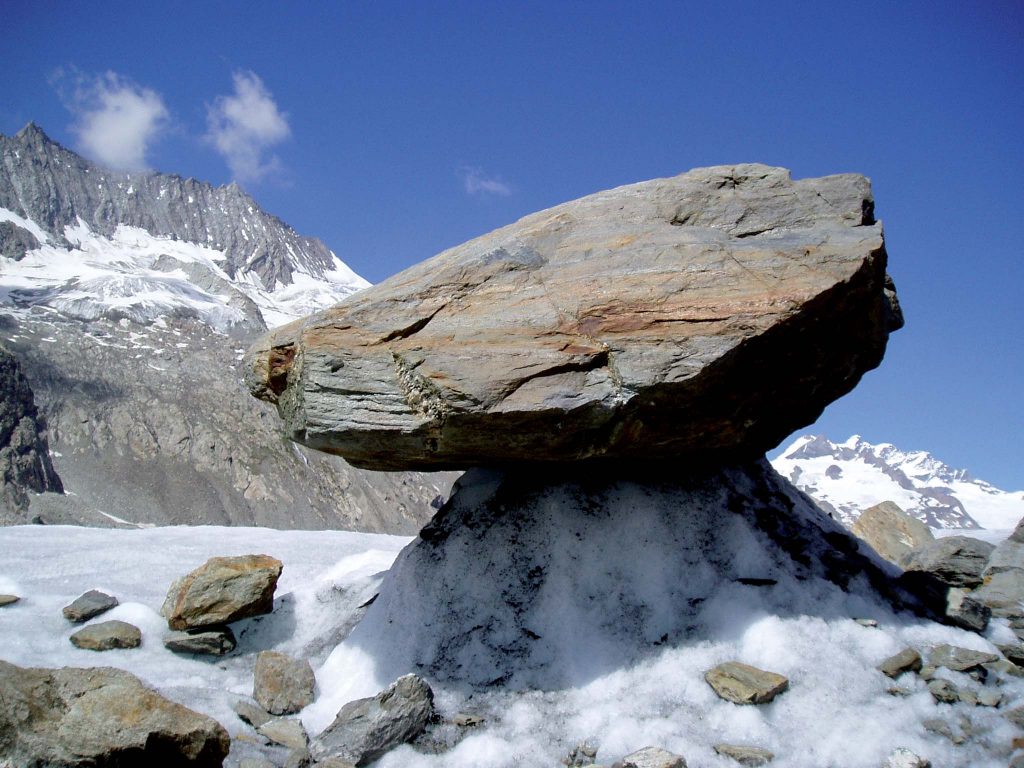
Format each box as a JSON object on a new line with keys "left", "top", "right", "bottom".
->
{"left": 238, "top": 758, "right": 277, "bottom": 768}
{"left": 612, "top": 746, "right": 687, "bottom": 768}
{"left": 285, "top": 746, "right": 313, "bottom": 768}
{"left": 563, "top": 742, "right": 599, "bottom": 766}
{"left": 899, "top": 536, "right": 995, "bottom": 588}
{"left": 62, "top": 589, "right": 118, "bottom": 622}
{"left": 315, "top": 759, "right": 358, "bottom": 768}
{"left": 254, "top": 650, "right": 316, "bottom": 715}
{"left": 851, "top": 501, "right": 933, "bottom": 565}
{"left": 999, "top": 642, "right": 1024, "bottom": 667}
{"left": 258, "top": 717, "right": 309, "bottom": 751}
{"left": 927, "top": 678, "right": 960, "bottom": 705}
{"left": 985, "top": 658, "right": 1024, "bottom": 679}
{"left": 0, "top": 659, "right": 228, "bottom": 766}
{"left": 881, "top": 746, "right": 932, "bottom": 768}
{"left": 705, "top": 661, "right": 789, "bottom": 705}
{"left": 162, "top": 554, "right": 283, "bottom": 630}
{"left": 877, "top": 647, "right": 922, "bottom": 678}
{"left": 452, "top": 713, "right": 485, "bottom": 727}
{"left": 0, "top": 594, "right": 19, "bottom": 607}
{"left": 234, "top": 699, "right": 274, "bottom": 729}
{"left": 854, "top": 617, "right": 879, "bottom": 628}
{"left": 164, "top": 625, "right": 237, "bottom": 655}
{"left": 945, "top": 587, "right": 991, "bottom": 632}
{"left": 313, "top": 674, "right": 435, "bottom": 765}
{"left": 922, "top": 715, "right": 972, "bottom": 744}
{"left": 977, "top": 687, "right": 1003, "bottom": 707}
{"left": 713, "top": 743, "right": 774, "bottom": 765}
{"left": 1005, "top": 705, "right": 1024, "bottom": 729}
{"left": 247, "top": 165, "right": 901, "bottom": 471}
{"left": 929, "top": 644, "right": 1000, "bottom": 673}
{"left": 69, "top": 620, "right": 142, "bottom": 651}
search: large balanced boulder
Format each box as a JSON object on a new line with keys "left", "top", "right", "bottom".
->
{"left": 246, "top": 164, "right": 901, "bottom": 470}
{"left": 0, "top": 659, "right": 229, "bottom": 766}
{"left": 162, "top": 554, "right": 283, "bottom": 630}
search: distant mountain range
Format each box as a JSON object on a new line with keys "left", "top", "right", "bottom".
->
{"left": 0, "top": 123, "right": 455, "bottom": 530}
{"left": 771, "top": 434, "right": 1024, "bottom": 530}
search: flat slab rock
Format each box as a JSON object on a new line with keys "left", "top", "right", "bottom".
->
{"left": 247, "top": 164, "right": 901, "bottom": 470}
{"left": 62, "top": 589, "right": 118, "bottom": 622}
{"left": 0, "top": 659, "right": 228, "bottom": 766}
{"left": 612, "top": 746, "right": 687, "bottom": 768}
{"left": 162, "top": 553, "right": 283, "bottom": 630}
{"left": 164, "top": 626, "right": 237, "bottom": 656}
{"left": 69, "top": 620, "right": 141, "bottom": 651}
{"left": 705, "top": 661, "right": 789, "bottom": 704}
{"left": 714, "top": 743, "right": 775, "bottom": 766}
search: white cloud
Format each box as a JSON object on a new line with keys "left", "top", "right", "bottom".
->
{"left": 460, "top": 166, "right": 512, "bottom": 197}
{"left": 60, "top": 71, "right": 168, "bottom": 171}
{"left": 206, "top": 71, "right": 290, "bottom": 183}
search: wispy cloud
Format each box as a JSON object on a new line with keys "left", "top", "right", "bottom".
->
{"left": 205, "top": 71, "right": 290, "bottom": 183}
{"left": 459, "top": 166, "right": 512, "bottom": 197}
{"left": 56, "top": 69, "right": 168, "bottom": 171}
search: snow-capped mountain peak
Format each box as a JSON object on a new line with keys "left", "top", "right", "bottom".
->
{"left": 0, "top": 123, "right": 368, "bottom": 333}
{"left": 771, "top": 434, "right": 1023, "bottom": 530}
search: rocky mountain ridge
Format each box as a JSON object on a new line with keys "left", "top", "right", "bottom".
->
{"left": 771, "top": 434, "right": 1024, "bottom": 530}
{"left": 0, "top": 124, "right": 454, "bottom": 530}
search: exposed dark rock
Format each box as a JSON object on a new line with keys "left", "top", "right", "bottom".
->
{"left": 312, "top": 674, "right": 435, "bottom": 766}
{"left": 248, "top": 165, "right": 900, "bottom": 471}
{"left": 0, "top": 220, "right": 39, "bottom": 260}
{"left": 0, "top": 659, "right": 228, "bottom": 766}
{"left": 254, "top": 650, "right": 316, "bottom": 715}
{"left": 0, "top": 594, "right": 19, "bottom": 607}
{"left": 69, "top": 620, "right": 142, "bottom": 651}
{"left": 945, "top": 587, "right": 991, "bottom": 632}
{"left": 0, "top": 343, "right": 62, "bottom": 519}
{"left": 62, "top": 589, "right": 118, "bottom": 622}
{"left": 162, "top": 554, "right": 282, "bottom": 630}
{"left": 165, "top": 626, "right": 237, "bottom": 656}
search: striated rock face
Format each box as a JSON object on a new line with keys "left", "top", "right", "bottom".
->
{"left": 0, "top": 344, "right": 62, "bottom": 517}
{"left": 851, "top": 501, "right": 934, "bottom": 565}
{"left": 0, "top": 660, "right": 229, "bottom": 766}
{"left": 247, "top": 164, "right": 901, "bottom": 470}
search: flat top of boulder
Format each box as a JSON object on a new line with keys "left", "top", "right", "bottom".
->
{"left": 247, "top": 164, "right": 900, "bottom": 470}
{"left": 851, "top": 501, "right": 934, "bottom": 565}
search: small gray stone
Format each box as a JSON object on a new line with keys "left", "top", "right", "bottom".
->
{"left": 899, "top": 536, "right": 994, "bottom": 588}
{"left": 612, "top": 746, "right": 686, "bottom": 768}
{"left": 881, "top": 747, "right": 932, "bottom": 768}
{"left": 705, "top": 662, "right": 789, "bottom": 705}
{"left": 713, "top": 743, "right": 774, "bottom": 766}
{"left": 254, "top": 650, "right": 316, "bottom": 715}
{"left": 0, "top": 594, "right": 19, "bottom": 607}
{"left": 929, "top": 644, "right": 999, "bottom": 672}
{"left": 976, "top": 687, "right": 1002, "bottom": 707}
{"left": 564, "top": 742, "right": 599, "bottom": 766}
{"left": 1003, "top": 705, "right": 1024, "bottom": 730}
{"left": 922, "top": 716, "right": 971, "bottom": 744}
{"left": 258, "top": 718, "right": 308, "bottom": 752}
{"left": 999, "top": 642, "right": 1024, "bottom": 667}
{"left": 234, "top": 699, "right": 274, "bottom": 729}
{"left": 927, "top": 678, "right": 959, "bottom": 705}
{"left": 62, "top": 589, "right": 118, "bottom": 622}
{"left": 164, "top": 626, "right": 236, "bottom": 656}
{"left": 877, "top": 647, "right": 922, "bottom": 678}
{"left": 452, "top": 713, "right": 485, "bottom": 727}
{"left": 312, "top": 674, "right": 434, "bottom": 765}
{"left": 853, "top": 617, "right": 878, "bottom": 628}
{"left": 284, "top": 747, "right": 312, "bottom": 768}
{"left": 69, "top": 620, "right": 141, "bottom": 651}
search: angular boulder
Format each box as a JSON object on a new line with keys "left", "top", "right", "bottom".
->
{"left": 613, "top": 746, "right": 687, "bottom": 768}
{"left": 246, "top": 165, "right": 900, "bottom": 470}
{"left": 253, "top": 650, "right": 316, "bottom": 715}
{"left": 162, "top": 554, "right": 283, "bottom": 630}
{"left": 850, "top": 501, "right": 933, "bottom": 565}
{"left": 0, "top": 659, "right": 229, "bottom": 766}
{"left": 312, "top": 674, "right": 434, "bottom": 766}
{"left": 899, "top": 536, "right": 995, "bottom": 588}
{"left": 705, "top": 661, "right": 789, "bottom": 705}
{"left": 164, "top": 626, "right": 237, "bottom": 656}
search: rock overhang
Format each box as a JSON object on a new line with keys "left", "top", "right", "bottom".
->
{"left": 246, "top": 164, "right": 902, "bottom": 471}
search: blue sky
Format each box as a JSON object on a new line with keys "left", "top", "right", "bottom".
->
{"left": 3, "top": 1, "right": 1022, "bottom": 488}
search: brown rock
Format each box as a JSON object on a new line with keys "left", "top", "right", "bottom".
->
{"left": 0, "top": 594, "right": 19, "bottom": 607}
{"left": 69, "top": 620, "right": 141, "bottom": 651}
{"left": 877, "top": 647, "right": 922, "bottom": 678}
{"left": 705, "top": 661, "right": 789, "bottom": 704}
{"left": 162, "top": 554, "right": 283, "bottom": 630}
{"left": 253, "top": 650, "right": 316, "bottom": 715}
{"left": 0, "top": 659, "right": 228, "bottom": 766}
{"left": 246, "top": 165, "right": 900, "bottom": 470}
{"left": 851, "top": 501, "right": 933, "bottom": 565}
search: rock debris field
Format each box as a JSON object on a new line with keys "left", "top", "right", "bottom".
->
{"left": 2, "top": 165, "right": 1023, "bottom": 767}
